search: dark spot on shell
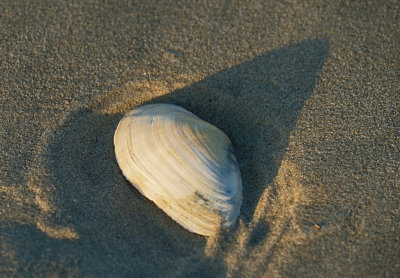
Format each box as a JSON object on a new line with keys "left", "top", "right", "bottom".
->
{"left": 194, "top": 191, "right": 209, "bottom": 206}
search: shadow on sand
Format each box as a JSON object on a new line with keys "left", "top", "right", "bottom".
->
{"left": 4, "top": 40, "right": 328, "bottom": 277}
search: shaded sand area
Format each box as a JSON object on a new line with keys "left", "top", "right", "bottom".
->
{"left": 1, "top": 0, "right": 399, "bottom": 277}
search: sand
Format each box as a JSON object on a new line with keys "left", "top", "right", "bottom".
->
{"left": 1, "top": 0, "right": 399, "bottom": 277}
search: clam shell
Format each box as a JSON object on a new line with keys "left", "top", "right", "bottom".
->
{"left": 114, "top": 104, "right": 242, "bottom": 236}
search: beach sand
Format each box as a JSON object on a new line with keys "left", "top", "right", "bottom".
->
{"left": 1, "top": 0, "right": 399, "bottom": 277}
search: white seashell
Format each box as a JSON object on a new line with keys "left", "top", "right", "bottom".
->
{"left": 114, "top": 104, "right": 242, "bottom": 236}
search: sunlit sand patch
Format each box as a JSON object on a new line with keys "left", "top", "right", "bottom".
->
{"left": 28, "top": 178, "right": 79, "bottom": 240}
{"left": 29, "top": 181, "right": 52, "bottom": 214}
{"left": 203, "top": 159, "right": 308, "bottom": 277}
{"left": 34, "top": 221, "right": 79, "bottom": 240}
{"left": 93, "top": 75, "right": 199, "bottom": 115}
{"left": 0, "top": 180, "right": 79, "bottom": 240}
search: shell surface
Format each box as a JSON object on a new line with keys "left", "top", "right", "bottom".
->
{"left": 114, "top": 103, "right": 242, "bottom": 236}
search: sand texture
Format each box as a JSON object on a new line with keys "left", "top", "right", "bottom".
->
{"left": 1, "top": 0, "right": 399, "bottom": 277}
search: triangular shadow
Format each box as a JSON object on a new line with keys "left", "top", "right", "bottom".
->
{"left": 148, "top": 39, "right": 328, "bottom": 223}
